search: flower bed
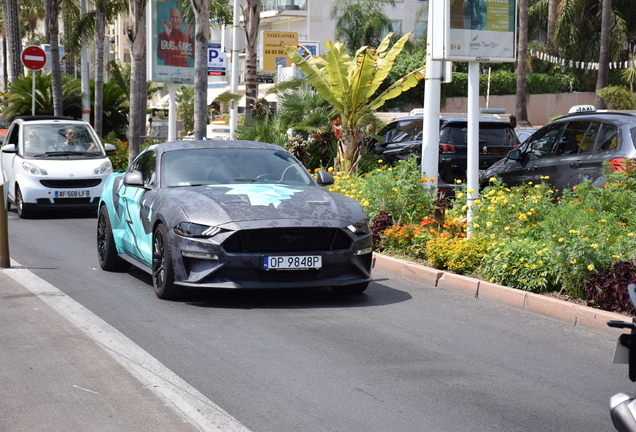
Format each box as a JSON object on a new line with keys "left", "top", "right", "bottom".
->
{"left": 327, "top": 158, "right": 636, "bottom": 314}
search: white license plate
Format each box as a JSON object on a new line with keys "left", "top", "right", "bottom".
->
{"left": 263, "top": 255, "right": 322, "bottom": 270}
{"left": 55, "top": 190, "right": 89, "bottom": 198}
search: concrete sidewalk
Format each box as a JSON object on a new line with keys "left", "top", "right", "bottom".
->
{"left": 0, "top": 270, "right": 199, "bottom": 432}
{"left": 373, "top": 253, "right": 627, "bottom": 333}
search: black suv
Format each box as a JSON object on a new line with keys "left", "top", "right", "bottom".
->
{"left": 371, "top": 114, "right": 519, "bottom": 193}
{"left": 480, "top": 110, "right": 636, "bottom": 193}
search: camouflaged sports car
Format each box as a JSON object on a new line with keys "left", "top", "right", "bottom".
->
{"left": 97, "top": 140, "right": 373, "bottom": 300}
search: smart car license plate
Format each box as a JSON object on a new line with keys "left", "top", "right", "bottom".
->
{"left": 263, "top": 255, "right": 322, "bottom": 270}
{"left": 55, "top": 190, "right": 89, "bottom": 198}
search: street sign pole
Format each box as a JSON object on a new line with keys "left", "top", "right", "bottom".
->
{"left": 21, "top": 46, "right": 48, "bottom": 116}
{"left": 32, "top": 72, "right": 36, "bottom": 116}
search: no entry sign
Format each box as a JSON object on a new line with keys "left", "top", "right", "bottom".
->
{"left": 21, "top": 46, "right": 47, "bottom": 71}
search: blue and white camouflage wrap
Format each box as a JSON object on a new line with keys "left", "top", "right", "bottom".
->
{"left": 99, "top": 140, "right": 373, "bottom": 290}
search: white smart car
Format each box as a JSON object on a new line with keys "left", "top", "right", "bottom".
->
{"left": 0, "top": 116, "right": 116, "bottom": 218}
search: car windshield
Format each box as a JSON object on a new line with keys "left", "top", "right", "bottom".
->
{"left": 24, "top": 124, "right": 105, "bottom": 158}
{"left": 161, "top": 148, "right": 316, "bottom": 188}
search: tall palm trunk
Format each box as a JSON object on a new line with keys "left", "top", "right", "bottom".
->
{"left": 2, "top": 0, "right": 22, "bottom": 82}
{"left": 244, "top": 0, "right": 261, "bottom": 116}
{"left": 547, "top": 0, "right": 558, "bottom": 54}
{"left": 94, "top": 6, "right": 106, "bottom": 137}
{"left": 126, "top": 0, "right": 148, "bottom": 164}
{"left": 594, "top": 0, "right": 611, "bottom": 110}
{"left": 192, "top": 0, "right": 211, "bottom": 140}
{"left": 48, "top": 0, "right": 63, "bottom": 116}
{"left": 515, "top": 0, "right": 530, "bottom": 126}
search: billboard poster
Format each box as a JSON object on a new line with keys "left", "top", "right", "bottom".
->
{"left": 148, "top": 0, "right": 195, "bottom": 84}
{"left": 260, "top": 31, "right": 298, "bottom": 72}
{"left": 434, "top": 0, "right": 517, "bottom": 62}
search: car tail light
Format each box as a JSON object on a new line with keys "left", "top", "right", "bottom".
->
{"left": 609, "top": 158, "right": 636, "bottom": 173}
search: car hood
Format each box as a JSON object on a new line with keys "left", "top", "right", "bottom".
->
{"left": 161, "top": 184, "right": 367, "bottom": 227}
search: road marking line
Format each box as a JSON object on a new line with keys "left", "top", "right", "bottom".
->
{"left": 3, "top": 263, "right": 251, "bottom": 432}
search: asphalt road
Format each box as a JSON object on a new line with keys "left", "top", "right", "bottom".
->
{"left": 4, "top": 208, "right": 631, "bottom": 432}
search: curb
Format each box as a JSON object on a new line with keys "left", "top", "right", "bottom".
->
{"left": 373, "top": 253, "right": 626, "bottom": 332}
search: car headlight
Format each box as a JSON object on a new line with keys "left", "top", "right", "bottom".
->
{"left": 173, "top": 222, "right": 221, "bottom": 238}
{"left": 93, "top": 160, "right": 113, "bottom": 175}
{"left": 347, "top": 219, "right": 370, "bottom": 235}
{"left": 22, "top": 162, "right": 48, "bottom": 176}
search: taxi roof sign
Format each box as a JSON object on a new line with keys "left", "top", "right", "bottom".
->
{"left": 569, "top": 105, "right": 596, "bottom": 114}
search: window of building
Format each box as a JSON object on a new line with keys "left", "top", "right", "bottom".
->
{"left": 415, "top": 21, "right": 428, "bottom": 39}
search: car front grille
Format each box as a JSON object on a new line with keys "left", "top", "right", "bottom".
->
{"left": 40, "top": 179, "right": 102, "bottom": 188}
{"left": 222, "top": 227, "right": 352, "bottom": 253}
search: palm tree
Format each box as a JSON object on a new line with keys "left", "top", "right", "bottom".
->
{"left": 2, "top": 0, "right": 23, "bottom": 82}
{"left": 243, "top": 0, "right": 260, "bottom": 116}
{"left": 45, "top": 0, "right": 65, "bottom": 116}
{"left": 94, "top": 0, "right": 129, "bottom": 137}
{"left": 125, "top": 0, "right": 148, "bottom": 164}
{"left": 329, "top": 0, "right": 396, "bottom": 56}
{"left": 516, "top": 0, "right": 531, "bottom": 126}
{"left": 21, "top": 0, "right": 45, "bottom": 41}
{"left": 176, "top": 84, "right": 195, "bottom": 132}
{"left": 594, "top": 0, "right": 611, "bottom": 109}
{"left": 2, "top": 72, "right": 82, "bottom": 120}
{"left": 547, "top": 0, "right": 558, "bottom": 54}
{"left": 177, "top": 0, "right": 231, "bottom": 139}
{"left": 552, "top": 0, "right": 631, "bottom": 68}
{"left": 94, "top": 79, "right": 129, "bottom": 139}
{"left": 284, "top": 32, "right": 425, "bottom": 175}
{"left": 191, "top": 0, "right": 212, "bottom": 140}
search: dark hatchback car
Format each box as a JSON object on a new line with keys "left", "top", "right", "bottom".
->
{"left": 480, "top": 110, "right": 636, "bottom": 193}
{"left": 371, "top": 114, "right": 519, "bottom": 193}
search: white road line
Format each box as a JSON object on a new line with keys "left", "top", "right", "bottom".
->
{"left": 4, "top": 262, "right": 251, "bottom": 432}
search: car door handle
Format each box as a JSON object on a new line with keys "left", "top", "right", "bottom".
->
{"left": 570, "top": 161, "right": 582, "bottom": 168}
{"left": 526, "top": 166, "right": 537, "bottom": 171}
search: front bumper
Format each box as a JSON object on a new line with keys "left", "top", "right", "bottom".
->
{"left": 170, "top": 227, "right": 374, "bottom": 289}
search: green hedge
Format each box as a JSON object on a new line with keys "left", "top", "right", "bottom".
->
{"left": 440, "top": 71, "right": 576, "bottom": 98}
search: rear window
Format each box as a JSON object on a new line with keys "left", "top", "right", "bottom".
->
{"left": 385, "top": 118, "right": 423, "bottom": 144}
{"left": 440, "top": 122, "right": 517, "bottom": 147}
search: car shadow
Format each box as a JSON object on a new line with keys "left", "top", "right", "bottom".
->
{"left": 182, "top": 281, "right": 412, "bottom": 310}
{"left": 125, "top": 267, "right": 411, "bottom": 309}
{"left": 6, "top": 208, "right": 97, "bottom": 220}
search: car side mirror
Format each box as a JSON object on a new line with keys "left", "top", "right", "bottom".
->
{"left": 507, "top": 148, "right": 522, "bottom": 161}
{"left": 316, "top": 170, "right": 334, "bottom": 186}
{"left": 123, "top": 171, "right": 144, "bottom": 187}
{"left": 1, "top": 144, "right": 16, "bottom": 153}
{"left": 104, "top": 143, "right": 116, "bottom": 153}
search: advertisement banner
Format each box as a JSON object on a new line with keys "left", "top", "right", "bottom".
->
{"left": 434, "top": 0, "right": 517, "bottom": 63}
{"left": 148, "top": 0, "right": 195, "bottom": 84}
{"left": 260, "top": 31, "right": 298, "bottom": 72}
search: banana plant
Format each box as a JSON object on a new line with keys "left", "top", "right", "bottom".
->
{"left": 284, "top": 32, "right": 425, "bottom": 175}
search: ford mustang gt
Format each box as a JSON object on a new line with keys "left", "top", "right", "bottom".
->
{"left": 97, "top": 140, "right": 373, "bottom": 299}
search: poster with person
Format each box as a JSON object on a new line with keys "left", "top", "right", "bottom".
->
{"left": 444, "top": 0, "right": 517, "bottom": 62}
{"left": 148, "top": 0, "right": 195, "bottom": 84}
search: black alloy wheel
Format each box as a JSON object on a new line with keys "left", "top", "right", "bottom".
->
{"left": 152, "top": 224, "right": 181, "bottom": 300}
{"left": 96, "top": 205, "right": 130, "bottom": 271}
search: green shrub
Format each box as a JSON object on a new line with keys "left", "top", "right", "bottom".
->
{"left": 596, "top": 85, "right": 636, "bottom": 110}
{"left": 481, "top": 238, "right": 559, "bottom": 293}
